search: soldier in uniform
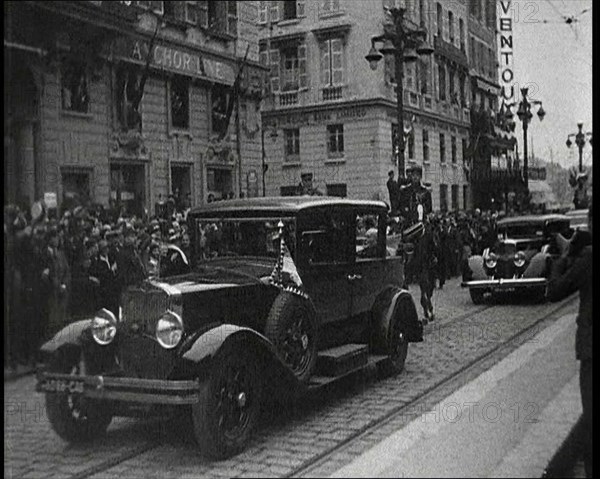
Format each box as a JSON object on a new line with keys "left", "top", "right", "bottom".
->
{"left": 400, "top": 166, "right": 432, "bottom": 225}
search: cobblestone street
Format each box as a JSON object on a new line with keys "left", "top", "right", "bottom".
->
{"left": 5, "top": 278, "right": 578, "bottom": 479}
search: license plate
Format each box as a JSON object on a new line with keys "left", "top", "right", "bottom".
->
{"left": 39, "top": 378, "right": 85, "bottom": 394}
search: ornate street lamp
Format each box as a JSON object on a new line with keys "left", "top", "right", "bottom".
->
{"left": 365, "top": 7, "right": 433, "bottom": 180}
{"left": 566, "top": 121, "right": 592, "bottom": 172}
{"left": 505, "top": 87, "right": 546, "bottom": 193}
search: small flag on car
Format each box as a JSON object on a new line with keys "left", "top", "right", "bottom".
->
{"left": 268, "top": 221, "right": 308, "bottom": 300}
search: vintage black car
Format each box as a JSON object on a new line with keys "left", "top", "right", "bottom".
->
{"left": 37, "top": 197, "right": 422, "bottom": 459}
{"left": 461, "top": 214, "right": 573, "bottom": 303}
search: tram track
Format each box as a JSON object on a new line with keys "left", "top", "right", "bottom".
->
{"left": 38, "top": 296, "right": 576, "bottom": 479}
{"left": 287, "top": 296, "right": 578, "bottom": 478}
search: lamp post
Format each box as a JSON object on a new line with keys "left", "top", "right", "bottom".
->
{"left": 505, "top": 87, "right": 546, "bottom": 194}
{"left": 566, "top": 122, "right": 592, "bottom": 172}
{"left": 365, "top": 7, "right": 433, "bottom": 180}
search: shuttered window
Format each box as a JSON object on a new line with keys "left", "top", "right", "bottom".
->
{"left": 270, "top": 48, "right": 280, "bottom": 92}
{"left": 258, "top": 1, "right": 268, "bottom": 24}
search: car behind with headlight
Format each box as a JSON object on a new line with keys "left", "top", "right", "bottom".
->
{"left": 461, "top": 214, "right": 572, "bottom": 303}
{"left": 36, "top": 197, "right": 423, "bottom": 459}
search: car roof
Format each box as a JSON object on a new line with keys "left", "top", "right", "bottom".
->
{"left": 496, "top": 214, "right": 569, "bottom": 227}
{"left": 189, "top": 196, "right": 389, "bottom": 216}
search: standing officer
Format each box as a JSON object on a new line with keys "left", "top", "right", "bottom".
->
{"left": 412, "top": 215, "right": 437, "bottom": 323}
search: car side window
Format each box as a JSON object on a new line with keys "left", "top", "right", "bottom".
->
{"left": 355, "top": 213, "right": 383, "bottom": 260}
{"left": 301, "top": 210, "right": 353, "bottom": 265}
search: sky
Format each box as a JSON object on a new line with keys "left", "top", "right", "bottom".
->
{"left": 509, "top": 0, "right": 592, "bottom": 170}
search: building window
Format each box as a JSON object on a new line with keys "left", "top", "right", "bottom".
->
{"left": 211, "top": 84, "right": 231, "bottom": 134}
{"left": 280, "top": 44, "right": 307, "bottom": 91}
{"left": 423, "top": 129, "right": 429, "bottom": 163}
{"left": 321, "top": 0, "right": 340, "bottom": 15}
{"left": 320, "top": 38, "right": 344, "bottom": 86}
{"left": 448, "top": 11, "right": 454, "bottom": 44}
{"left": 449, "top": 67, "right": 456, "bottom": 103}
{"left": 470, "top": 37, "right": 476, "bottom": 70}
{"left": 451, "top": 136, "right": 457, "bottom": 163}
{"left": 438, "top": 62, "right": 446, "bottom": 101}
{"left": 408, "top": 131, "right": 415, "bottom": 160}
{"left": 283, "top": 0, "right": 297, "bottom": 19}
{"left": 170, "top": 75, "right": 190, "bottom": 130}
{"left": 451, "top": 185, "right": 459, "bottom": 210}
{"left": 419, "top": 57, "right": 429, "bottom": 94}
{"left": 200, "top": 1, "right": 237, "bottom": 36}
{"left": 459, "top": 72, "right": 466, "bottom": 106}
{"left": 440, "top": 133, "right": 446, "bottom": 163}
{"left": 440, "top": 184, "right": 448, "bottom": 212}
{"left": 61, "top": 59, "right": 89, "bottom": 113}
{"left": 459, "top": 18, "right": 465, "bottom": 51}
{"left": 462, "top": 138, "right": 467, "bottom": 163}
{"left": 327, "top": 124, "right": 344, "bottom": 157}
{"left": 115, "top": 64, "right": 143, "bottom": 132}
{"left": 463, "top": 185, "right": 468, "bottom": 210}
{"left": 436, "top": 3, "right": 443, "bottom": 37}
{"left": 258, "top": 1, "right": 268, "bottom": 23}
{"left": 419, "top": 0, "right": 426, "bottom": 27}
{"left": 184, "top": 1, "right": 198, "bottom": 23}
{"left": 284, "top": 128, "right": 300, "bottom": 161}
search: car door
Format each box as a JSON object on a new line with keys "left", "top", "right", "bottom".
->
{"left": 351, "top": 210, "right": 401, "bottom": 320}
{"left": 295, "top": 207, "right": 353, "bottom": 327}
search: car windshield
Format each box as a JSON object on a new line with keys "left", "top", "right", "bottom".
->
{"left": 498, "top": 223, "right": 544, "bottom": 239}
{"left": 194, "top": 218, "right": 296, "bottom": 261}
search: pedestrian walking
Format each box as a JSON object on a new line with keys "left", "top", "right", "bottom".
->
{"left": 547, "top": 203, "right": 593, "bottom": 478}
{"left": 413, "top": 217, "right": 437, "bottom": 323}
{"left": 44, "top": 226, "right": 71, "bottom": 338}
{"left": 386, "top": 170, "right": 400, "bottom": 215}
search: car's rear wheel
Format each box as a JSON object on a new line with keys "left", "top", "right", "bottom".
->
{"left": 45, "top": 351, "right": 113, "bottom": 443}
{"left": 192, "top": 343, "right": 262, "bottom": 459}
{"left": 374, "top": 297, "right": 413, "bottom": 378}
{"left": 265, "top": 292, "right": 318, "bottom": 383}
{"left": 470, "top": 289, "right": 485, "bottom": 304}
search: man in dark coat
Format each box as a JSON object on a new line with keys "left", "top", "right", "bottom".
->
{"left": 116, "top": 225, "right": 146, "bottom": 299}
{"left": 412, "top": 218, "right": 437, "bottom": 323}
{"left": 547, "top": 204, "right": 592, "bottom": 478}
{"left": 386, "top": 170, "right": 400, "bottom": 214}
{"left": 91, "top": 239, "right": 119, "bottom": 315}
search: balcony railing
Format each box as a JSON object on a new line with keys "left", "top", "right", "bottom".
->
{"left": 279, "top": 91, "right": 298, "bottom": 106}
{"left": 322, "top": 85, "right": 343, "bottom": 101}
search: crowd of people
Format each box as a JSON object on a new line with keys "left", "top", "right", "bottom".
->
{"left": 4, "top": 200, "right": 191, "bottom": 370}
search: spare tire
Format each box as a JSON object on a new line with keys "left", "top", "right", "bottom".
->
{"left": 265, "top": 292, "right": 318, "bottom": 383}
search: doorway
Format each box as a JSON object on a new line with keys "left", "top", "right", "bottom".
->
{"left": 61, "top": 169, "right": 91, "bottom": 211}
{"left": 171, "top": 164, "right": 192, "bottom": 210}
{"left": 110, "top": 163, "right": 146, "bottom": 217}
{"left": 206, "top": 167, "right": 234, "bottom": 201}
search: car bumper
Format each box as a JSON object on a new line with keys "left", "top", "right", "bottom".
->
{"left": 461, "top": 278, "right": 547, "bottom": 290}
{"left": 35, "top": 372, "right": 201, "bottom": 405}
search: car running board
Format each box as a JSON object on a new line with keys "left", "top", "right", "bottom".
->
{"left": 307, "top": 353, "right": 388, "bottom": 390}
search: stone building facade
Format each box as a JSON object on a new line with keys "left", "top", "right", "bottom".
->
{"left": 258, "top": 0, "right": 473, "bottom": 211}
{"left": 4, "top": 1, "right": 266, "bottom": 215}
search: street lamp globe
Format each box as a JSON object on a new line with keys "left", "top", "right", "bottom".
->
{"left": 379, "top": 38, "right": 397, "bottom": 55}
{"left": 566, "top": 138, "right": 573, "bottom": 148}
{"left": 403, "top": 47, "right": 419, "bottom": 62}
{"left": 365, "top": 46, "right": 382, "bottom": 70}
{"left": 416, "top": 43, "right": 434, "bottom": 55}
{"left": 537, "top": 105, "right": 546, "bottom": 121}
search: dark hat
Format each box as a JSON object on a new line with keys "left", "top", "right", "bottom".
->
{"left": 98, "top": 239, "right": 109, "bottom": 250}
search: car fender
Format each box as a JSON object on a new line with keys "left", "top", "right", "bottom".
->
{"left": 522, "top": 252, "right": 548, "bottom": 278}
{"left": 372, "top": 287, "right": 421, "bottom": 344}
{"left": 467, "top": 255, "right": 487, "bottom": 280}
{"left": 40, "top": 319, "right": 92, "bottom": 355}
{"left": 179, "top": 324, "right": 300, "bottom": 391}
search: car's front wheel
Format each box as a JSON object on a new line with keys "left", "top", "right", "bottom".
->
{"left": 192, "top": 343, "right": 262, "bottom": 459}
{"left": 45, "top": 351, "right": 113, "bottom": 443}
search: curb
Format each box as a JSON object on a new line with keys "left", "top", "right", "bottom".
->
{"left": 542, "top": 415, "right": 584, "bottom": 478}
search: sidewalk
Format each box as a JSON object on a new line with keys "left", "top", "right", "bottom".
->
{"left": 330, "top": 313, "right": 582, "bottom": 478}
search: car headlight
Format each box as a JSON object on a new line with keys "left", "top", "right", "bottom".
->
{"left": 91, "top": 308, "right": 118, "bottom": 346}
{"left": 485, "top": 253, "right": 497, "bottom": 269}
{"left": 514, "top": 251, "right": 526, "bottom": 268}
{"left": 156, "top": 311, "right": 184, "bottom": 349}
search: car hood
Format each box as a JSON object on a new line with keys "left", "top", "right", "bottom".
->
{"left": 147, "top": 256, "right": 277, "bottom": 294}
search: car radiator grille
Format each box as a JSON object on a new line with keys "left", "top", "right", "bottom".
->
{"left": 119, "top": 288, "right": 175, "bottom": 380}
{"left": 494, "top": 260, "right": 515, "bottom": 279}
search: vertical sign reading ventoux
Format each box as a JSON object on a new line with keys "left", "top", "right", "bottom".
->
{"left": 498, "top": 1, "right": 515, "bottom": 102}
